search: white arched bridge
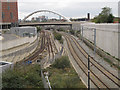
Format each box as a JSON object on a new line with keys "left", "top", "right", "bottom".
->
{"left": 22, "top": 10, "right": 71, "bottom": 22}
{"left": 2, "top": 10, "right": 74, "bottom": 29}
{"left": 19, "top": 10, "right": 73, "bottom": 29}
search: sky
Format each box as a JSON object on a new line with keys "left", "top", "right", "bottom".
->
{"left": 18, "top": 0, "right": 119, "bottom": 20}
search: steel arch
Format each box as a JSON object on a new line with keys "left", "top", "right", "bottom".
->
{"left": 22, "top": 10, "right": 71, "bottom": 22}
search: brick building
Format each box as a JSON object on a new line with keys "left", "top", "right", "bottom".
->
{"left": 0, "top": 0, "right": 18, "bottom": 23}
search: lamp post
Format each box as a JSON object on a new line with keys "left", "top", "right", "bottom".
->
{"left": 88, "top": 55, "right": 90, "bottom": 90}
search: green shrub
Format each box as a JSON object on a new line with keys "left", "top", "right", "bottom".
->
{"left": 46, "top": 56, "right": 86, "bottom": 88}
{"left": 52, "top": 56, "right": 70, "bottom": 69}
{"left": 2, "top": 64, "right": 43, "bottom": 88}
{"left": 69, "top": 30, "right": 75, "bottom": 35}
{"left": 57, "top": 28, "right": 65, "bottom": 32}
{"left": 37, "top": 26, "right": 42, "bottom": 32}
{"left": 2, "top": 69, "right": 25, "bottom": 88}
{"left": 59, "top": 39, "right": 63, "bottom": 44}
{"left": 53, "top": 31, "right": 62, "bottom": 40}
{"left": 53, "top": 31, "right": 63, "bottom": 44}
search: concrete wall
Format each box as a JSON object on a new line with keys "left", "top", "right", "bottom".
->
{"left": 80, "top": 22, "right": 119, "bottom": 58}
{"left": 72, "top": 22, "right": 81, "bottom": 30}
{"left": 1, "top": 35, "right": 37, "bottom": 51}
{"left": 1, "top": 37, "right": 39, "bottom": 62}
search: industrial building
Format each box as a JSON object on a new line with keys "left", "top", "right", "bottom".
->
{"left": 10, "top": 27, "right": 37, "bottom": 37}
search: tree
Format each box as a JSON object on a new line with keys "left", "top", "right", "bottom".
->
{"left": 69, "top": 30, "right": 75, "bottom": 35}
{"left": 107, "top": 14, "right": 114, "bottom": 23}
{"left": 93, "top": 7, "right": 114, "bottom": 23}
{"left": 101, "top": 7, "right": 111, "bottom": 15}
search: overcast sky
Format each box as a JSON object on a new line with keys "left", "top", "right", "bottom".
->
{"left": 18, "top": 0, "right": 119, "bottom": 20}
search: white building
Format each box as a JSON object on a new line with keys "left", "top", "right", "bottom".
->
{"left": 10, "top": 26, "right": 37, "bottom": 37}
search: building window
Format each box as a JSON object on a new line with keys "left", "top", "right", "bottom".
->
{"left": 2, "top": 12, "right": 5, "bottom": 19}
{"left": 10, "top": 12, "right": 13, "bottom": 19}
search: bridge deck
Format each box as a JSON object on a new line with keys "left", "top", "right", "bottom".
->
{"left": 19, "top": 22, "right": 72, "bottom": 26}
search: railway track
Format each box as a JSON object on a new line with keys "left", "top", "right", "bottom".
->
{"left": 17, "top": 31, "right": 49, "bottom": 64}
{"left": 64, "top": 35, "right": 109, "bottom": 89}
{"left": 69, "top": 35, "right": 120, "bottom": 87}
{"left": 67, "top": 33, "right": 120, "bottom": 88}
{"left": 18, "top": 30, "right": 56, "bottom": 65}
{"left": 24, "top": 31, "right": 46, "bottom": 62}
{"left": 48, "top": 33, "right": 54, "bottom": 58}
{"left": 64, "top": 33, "right": 120, "bottom": 89}
{"left": 50, "top": 32, "right": 58, "bottom": 53}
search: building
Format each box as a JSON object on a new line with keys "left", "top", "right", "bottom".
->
{"left": 10, "top": 27, "right": 37, "bottom": 37}
{"left": 31, "top": 17, "right": 35, "bottom": 22}
{"left": 39, "top": 15, "right": 47, "bottom": 22}
{"left": 36, "top": 17, "right": 41, "bottom": 22}
{"left": 31, "top": 15, "right": 48, "bottom": 22}
{"left": 0, "top": 0, "right": 18, "bottom": 23}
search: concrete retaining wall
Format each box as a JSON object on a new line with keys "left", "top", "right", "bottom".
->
{"left": 80, "top": 22, "right": 119, "bottom": 58}
{"left": 1, "top": 35, "right": 37, "bottom": 51}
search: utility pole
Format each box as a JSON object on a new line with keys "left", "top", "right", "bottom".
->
{"left": 94, "top": 28, "right": 96, "bottom": 55}
{"left": 88, "top": 55, "right": 90, "bottom": 90}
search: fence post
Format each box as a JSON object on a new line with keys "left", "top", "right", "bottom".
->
{"left": 81, "top": 26, "right": 83, "bottom": 42}
{"left": 88, "top": 55, "right": 90, "bottom": 90}
{"left": 94, "top": 28, "right": 96, "bottom": 55}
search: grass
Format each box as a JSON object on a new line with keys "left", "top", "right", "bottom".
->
{"left": 104, "top": 58, "right": 112, "bottom": 64}
{"left": 44, "top": 56, "right": 86, "bottom": 88}
{"left": 2, "top": 64, "right": 43, "bottom": 88}
{"left": 104, "top": 58, "right": 120, "bottom": 70}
